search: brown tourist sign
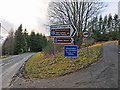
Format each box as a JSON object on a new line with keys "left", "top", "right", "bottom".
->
{"left": 50, "top": 24, "right": 77, "bottom": 38}
{"left": 54, "top": 38, "right": 74, "bottom": 44}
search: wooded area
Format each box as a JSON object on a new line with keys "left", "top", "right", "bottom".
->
{"left": 48, "top": 0, "right": 120, "bottom": 48}
{"left": 2, "top": 24, "right": 47, "bottom": 55}
{"left": 89, "top": 14, "right": 120, "bottom": 42}
{"left": 2, "top": 0, "right": 120, "bottom": 55}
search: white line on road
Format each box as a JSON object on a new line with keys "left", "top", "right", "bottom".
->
{"left": 2, "top": 54, "right": 34, "bottom": 88}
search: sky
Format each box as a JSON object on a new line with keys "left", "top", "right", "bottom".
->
{"left": 0, "top": 0, "right": 120, "bottom": 37}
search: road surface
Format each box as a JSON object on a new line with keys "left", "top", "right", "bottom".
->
{"left": 0, "top": 53, "right": 35, "bottom": 88}
{"left": 9, "top": 42, "right": 119, "bottom": 88}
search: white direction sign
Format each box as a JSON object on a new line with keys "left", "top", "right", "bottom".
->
{"left": 50, "top": 24, "right": 77, "bottom": 38}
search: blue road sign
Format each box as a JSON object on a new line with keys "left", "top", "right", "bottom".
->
{"left": 52, "top": 30, "right": 55, "bottom": 35}
{"left": 54, "top": 39, "right": 57, "bottom": 43}
{"left": 64, "top": 45, "right": 77, "bottom": 57}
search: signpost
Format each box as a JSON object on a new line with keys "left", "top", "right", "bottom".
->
{"left": 50, "top": 24, "right": 77, "bottom": 63}
{"left": 64, "top": 45, "right": 77, "bottom": 57}
{"left": 51, "top": 28, "right": 70, "bottom": 37}
{"left": 50, "top": 24, "right": 77, "bottom": 38}
{"left": 54, "top": 38, "right": 74, "bottom": 44}
{"left": 82, "top": 31, "right": 89, "bottom": 54}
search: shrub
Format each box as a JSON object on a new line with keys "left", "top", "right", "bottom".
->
{"left": 43, "top": 39, "right": 63, "bottom": 55}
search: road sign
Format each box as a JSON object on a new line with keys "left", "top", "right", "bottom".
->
{"left": 54, "top": 38, "right": 74, "bottom": 44}
{"left": 50, "top": 24, "right": 77, "bottom": 37}
{"left": 82, "top": 31, "right": 89, "bottom": 54}
{"left": 82, "top": 31, "right": 89, "bottom": 38}
{"left": 64, "top": 45, "right": 77, "bottom": 57}
{"left": 51, "top": 28, "right": 70, "bottom": 37}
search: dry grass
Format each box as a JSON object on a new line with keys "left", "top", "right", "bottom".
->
{"left": 115, "top": 42, "right": 118, "bottom": 46}
{"left": 24, "top": 43, "right": 103, "bottom": 79}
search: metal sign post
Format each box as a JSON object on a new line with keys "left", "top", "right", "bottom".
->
{"left": 82, "top": 31, "right": 90, "bottom": 54}
{"left": 86, "top": 38, "right": 89, "bottom": 54}
{"left": 54, "top": 43, "right": 56, "bottom": 64}
{"left": 50, "top": 24, "right": 77, "bottom": 63}
{"left": 71, "top": 43, "right": 72, "bottom": 60}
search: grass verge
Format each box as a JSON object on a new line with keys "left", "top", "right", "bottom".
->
{"left": 1, "top": 56, "right": 9, "bottom": 59}
{"left": 24, "top": 43, "right": 103, "bottom": 79}
{"left": 115, "top": 42, "right": 118, "bottom": 46}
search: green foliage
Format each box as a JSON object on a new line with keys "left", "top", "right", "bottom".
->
{"left": 42, "top": 39, "right": 54, "bottom": 55}
{"left": 29, "top": 31, "right": 38, "bottom": 52}
{"left": 43, "top": 39, "right": 63, "bottom": 55}
{"left": 25, "top": 44, "right": 102, "bottom": 79}
{"left": 13, "top": 24, "right": 25, "bottom": 54}
{"left": 89, "top": 14, "right": 120, "bottom": 42}
{"left": 23, "top": 29, "right": 28, "bottom": 52}
{"left": 29, "top": 31, "right": 47, "bottom": 52}
{"left": 13, "top": 25, "right": 48, "bottom": 55}
{"left": 119, "top": 25, "right": 120, "bottom": 40}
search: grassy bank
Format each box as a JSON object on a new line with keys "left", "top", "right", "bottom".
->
{"left": 115, "top": 42, "right": 118, "bottom": 46}
{"left": 1, "top": 56, "right": 9, "bottom": 59}
{"left": 24, "top": 43, "right": 103, "bottom": 79}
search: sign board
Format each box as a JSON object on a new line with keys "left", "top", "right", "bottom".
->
{"left": 64, "top": 45, "right": 77, "bottom": 57}
{"left": 54, "top": 38, "right": 74, "bottom": 44}
{"left": 50, "top": 24, "right": 77, "bottom": 37}
{"left": 82, "top": 31, "right": 89, "bottom": 38}
{"left": 51, "top": 28, "right": 70, "bottom": 37}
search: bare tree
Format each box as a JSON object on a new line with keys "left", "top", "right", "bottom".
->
{"left": 48, "top": 0, "right": 106, "bottom": 48}
{"left": 2, "top": 28, "right": 14, "bottom": 55}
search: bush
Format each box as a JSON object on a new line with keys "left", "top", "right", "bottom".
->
{"left": 43, "top": 39, "right": 63, "bottom": 55}
{"left": 42, "top": 40, "right": 54, "bottom": 55}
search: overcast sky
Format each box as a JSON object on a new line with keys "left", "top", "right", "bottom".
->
{"left": 0, "top": 0, "right": 119, "bottom": 36}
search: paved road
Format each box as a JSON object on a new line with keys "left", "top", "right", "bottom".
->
{"left": 10, "top": 42, "right": 118, "bottom": 88}
{"left": 0, "top": 53, "right": 35, "bottom": 88}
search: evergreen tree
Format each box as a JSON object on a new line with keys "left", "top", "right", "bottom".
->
{"left": 102, "top": 15, "right": 108, "bottom": 41}
{"left": 91, "top": 16, "right": 99, "bottom": 42}
{"left": 29, "top": 31, "right": 36, "bottom": 52}
{"left": 13, "top": 24, "right": 24, "bottom": 54}
{"left": 118, "top": 23, "right": 120, "bottom": 40}
{"left": 107, "top": 14, "right": 113, "bottom": 40}
{"left": 42, "top": 35, "right": 47, "bottom": 48}
{"left": 36, "top": 33, "right": 42, "bottom": 51}
{"left": 88, "top": 14, "right": 119, "bottom": 42}
{"left": 23, "top": 29, "right": 28, "bottom": 52}
{"left": 113, "top": 14, "right": 119, "bottom": 40}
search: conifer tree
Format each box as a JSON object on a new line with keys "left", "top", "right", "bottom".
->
{"left": 13, "top": 24, "right": 24, "bottom": 54}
